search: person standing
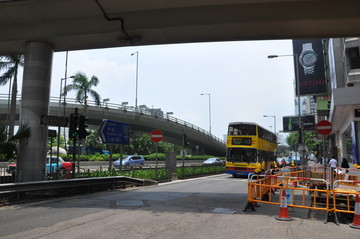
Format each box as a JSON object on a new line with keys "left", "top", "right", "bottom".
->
{"left": 341, "top": 157, "right": 350, "bottom": 169}
{"left": 329, "top": 156, "right": 337, "bottom": 169}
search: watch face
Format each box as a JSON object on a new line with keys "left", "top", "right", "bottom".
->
{"left": 300, "top": 51, "right": 317, "bottom": 66}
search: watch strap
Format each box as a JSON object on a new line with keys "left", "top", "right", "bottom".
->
{"left": 303, "top": 43, "right": 313, "bottom": 51}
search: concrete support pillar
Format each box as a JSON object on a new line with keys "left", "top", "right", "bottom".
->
{"left": 17, "top": 42, "right": 53, "bottom": 182}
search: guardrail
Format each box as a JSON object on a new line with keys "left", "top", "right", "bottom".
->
{"left": 0, "top": 93, "right": 225, "bottom": 144}
{"left": 0, "top": 176, "right": 157, "bottom": 203}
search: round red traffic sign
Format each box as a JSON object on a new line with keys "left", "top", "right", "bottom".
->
{"left": 316, "top": 120, "right": 332, "bottom": 135}
{"left": 150, "top": 130, "right": 163, "bottom": 143}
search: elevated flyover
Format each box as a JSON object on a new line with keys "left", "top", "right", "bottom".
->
{"left": 1, "top": 0, "right": 360, "bottom": 54}
{"left": 0, "top": 95, "right": 226, "bottom": 156}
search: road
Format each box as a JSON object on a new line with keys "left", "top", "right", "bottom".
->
{"left": 0, "top": 174, "right": 358, "bottom": 239}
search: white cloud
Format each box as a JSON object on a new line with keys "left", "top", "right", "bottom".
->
{"left": 1, "top": 40, "right": 296, "bottom": 139}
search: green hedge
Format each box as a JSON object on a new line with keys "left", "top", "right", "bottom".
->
{"left": 77, "top": 165, "right": 225, "bottom": 180}
{"left": 61, "top": 153, "right": 224, "bottom": 162}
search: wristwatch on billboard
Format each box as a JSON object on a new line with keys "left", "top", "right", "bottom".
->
{"left": 299, "top": 43, "right": 317, "bottom": 75}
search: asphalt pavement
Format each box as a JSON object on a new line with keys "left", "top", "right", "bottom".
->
{"left": 0, "top": 174, "right": 359, "bottom": 239}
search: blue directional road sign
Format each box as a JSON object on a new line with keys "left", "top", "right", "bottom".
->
{"left": 99, "top": 119, "right": 130, "bottom": 145}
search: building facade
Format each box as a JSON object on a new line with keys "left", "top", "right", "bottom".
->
{"left": 326, "top": 38, "right": 360, "bottom": 164}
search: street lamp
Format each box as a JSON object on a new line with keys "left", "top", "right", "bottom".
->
{"left": 57, "top": 75, "right": 74, "bottom": 165}
{"left": 59, "top": 75, "right": 75, "bottom": 117}
{"left": 131, "top": 51, "right": 139, "bottom": 110}
{"left": 263, "top": 115, "right": 276, "bottom": 134}
{"left": 166, "top": 112, "right": 173, "bottom": 120}
{"left": 102, "top": 98, "right": 110, "bottom": 107}
{"left": 200, "top": 93, "right": 212, "bottom": 134}
{"left": 121, "top": 102, "right": 128, "bottom": 110}
{"left": 268, "top": 54, "right": 305, "bottom": 165}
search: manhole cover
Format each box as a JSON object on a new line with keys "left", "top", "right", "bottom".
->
{"left": 116, "top": 200, "right": 144, "bottom": 207}
{"left": 212, "top": 208, "right": 238, "bottom": 214}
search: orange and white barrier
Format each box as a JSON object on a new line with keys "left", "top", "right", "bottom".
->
{"left": 275, "top": 189, "right": 292, "bottom": 221}
{"left": 350, "top": 194, "right": 360, "bottom": 229}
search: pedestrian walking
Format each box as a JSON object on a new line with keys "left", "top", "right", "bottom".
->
{"left": 341, "top": 157, "right": 350, "bottom": 169}
{"left": 329, "top": 156, "right": 337, "bottom": 169}
{"left": 322, "top": 157, "right": 327, "bottom": 165}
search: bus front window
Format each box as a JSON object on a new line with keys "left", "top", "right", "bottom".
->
{"left": 227, "top": 148, "right": 257, "bottom": 163}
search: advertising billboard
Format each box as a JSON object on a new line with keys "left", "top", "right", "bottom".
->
{"left": 292, "top": 39, "right": 327, "bottom": 96}
{"left": 282, "top": 115, "right": 316, "bottom": 132}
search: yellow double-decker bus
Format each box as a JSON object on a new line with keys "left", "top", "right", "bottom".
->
{"left": 225, "top": 122, "right": 277, "bottom": 177}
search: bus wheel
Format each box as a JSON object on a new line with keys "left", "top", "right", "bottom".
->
{"left": 232, "top": 174, "right": 238, "bottom": 178}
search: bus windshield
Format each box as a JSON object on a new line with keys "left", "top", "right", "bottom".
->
{"left": 228, "top": 124, "right": 256, "bottom": 136}
{"left": 227, "top": 148, "right": 257, "bottom": 163}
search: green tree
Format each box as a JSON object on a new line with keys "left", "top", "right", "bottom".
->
{"left": 158, "top": 141, "right": 182, "bottom": 154}
{"left": 47, "top": 135, "right": 66, "bottom": 149}
{"left": 64, "top": 72, "right": 101, "bottom": 154}
{"left": 286, "top": 132, "right": 299, "bottom": 151}
{"left": 64, "top": 72, "right": 102, "bottom": 115}
{"left": 0, "top": 120, "right": 31, "bottom": 161}
{"left": 304, "top": 131, "right": 322, "bottom": 153}
{"left": 286, "top": 130, "right": 322, "bottom": 153}
{"left": 129, "top": 134, "right": 155, "bottom": 155}
{"left": 85, "top": 130, "right": 103, "bottom": 148}
{"left": 0, "top": 55, "right": 24, "bottom": 137}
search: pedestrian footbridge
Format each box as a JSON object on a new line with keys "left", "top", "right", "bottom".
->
{"left": 0, "top": 94, "right": 225, "bottom": 156}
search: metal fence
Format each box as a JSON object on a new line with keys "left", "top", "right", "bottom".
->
{"left": 0, "top": 93, "right": 224, "bottom": 144}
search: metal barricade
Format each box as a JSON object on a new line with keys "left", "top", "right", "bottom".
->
{"left": 245, "top": 173, "right": 332, "bottom": 223}
{"left": 245, "top": 166, "right": 360, "bottom": 225}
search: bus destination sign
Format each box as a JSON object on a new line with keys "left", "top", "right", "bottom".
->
{"left": 232, "top": 137, "right": 252, "bottom": 146}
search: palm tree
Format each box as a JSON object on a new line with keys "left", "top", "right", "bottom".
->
{"left": 0, "top": 55, "right": 24, "bottom": 138}
{"left": 64, "top": 72, "right": 101, "bottom": 154}
{"left": 64, "top": 72, "right": 101, "bottom": 115}
{"left": 0, "top": 120, "right": 31, "bottom": 161}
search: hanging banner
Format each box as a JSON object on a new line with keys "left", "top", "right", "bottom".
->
{"left": 292, "top": 39, "right": 326, "bottom": 96}
{"left": 282, "top": 115, "right": 315, "bottom": 132}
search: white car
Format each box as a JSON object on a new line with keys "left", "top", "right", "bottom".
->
{"left": 113, "top": 155, "right": 145, "bottom": 169}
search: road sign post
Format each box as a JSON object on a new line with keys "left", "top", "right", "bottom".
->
{"left": 316, "top": 120, "right": 332, "bottom": 135}
{"left": 99, "top": 120, "right": 130, "bottom": 145}
{"left": 99, "top": 120, "right": 130, "bottom": 171}
{"left": 150, "top": 130, "right": 163, "bottom": 143}
{"left": 316, "top": 120, "right": 332, "bottom": 181}
{"left": 150, "top": 130, "right": 163, "bottom": 180}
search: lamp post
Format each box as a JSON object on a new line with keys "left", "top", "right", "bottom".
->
{"left": 166, "top": 112, "right": 173, "bottom": 120}
{"left": 268, "top": 54, "right": 304, "bottom": 166}
{"left": 121, "top": 102, "right": 128, "bottom": 110}
{"left": 131, "top": 51, "right": 139, "bottom": 110}
{"left": 6, "top": 77, "right": 12, "bottom": 139}
{"left": 59, "top": 75, "right": 75, "bottom": 117}
{"left": 263, "top": 115, "right": 276, "bottom": 135}
{"left": 200, "top": 93, "right": 212, "bottom": 134}
{"left": 102, "top": 98, "right": 110, "bottom": 107}
{"left": 57, "top": 75, "right": 74, "bottom": 171}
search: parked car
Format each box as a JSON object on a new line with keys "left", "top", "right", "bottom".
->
{"left": 113, "top": 155, "right": 145, "bottom": 169}
{"left": 203, "top": 158, "right": 225, "bottom": 166}
{"left": 6, "top": 156, "right": 73, "bottom": 177}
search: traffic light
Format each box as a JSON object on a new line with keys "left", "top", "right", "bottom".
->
{"left": 78, "top": 115, "right": 89, "bottom": 139}
{"left": 69, "top": 113, "right": 78, "bottom": 139}
{"left": 182, "top": 133, "right": 189, "bottom": 147}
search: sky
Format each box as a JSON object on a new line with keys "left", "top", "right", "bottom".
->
{"left": 1, "top": 40, "right": 296, "bottom": 141}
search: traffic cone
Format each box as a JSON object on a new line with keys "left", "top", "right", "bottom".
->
{"left": 275, "top": 189, "right": 292, "bottom": 221}
{"left": 350, "top": 194, "right": 360, "bottom": 229}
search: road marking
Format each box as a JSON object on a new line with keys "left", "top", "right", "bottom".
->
{"left": 212, "top": 208, "right": 238, "bottom": 214}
